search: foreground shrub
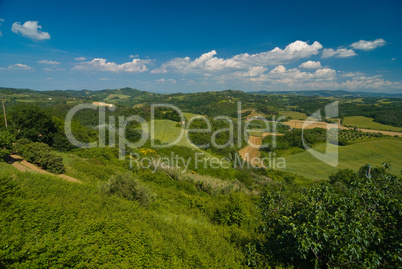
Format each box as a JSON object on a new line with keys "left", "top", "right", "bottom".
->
{"left": 212, "top": 194, "right": 245, "bottom": 227}
{"left": 100, "top": 172, "right": 151, "bottom": 206}
{"left": 17, "top": 142, "right": 51, "bottom": 163}
{"left": 13, "top": 138, "right": 32, "bottom": 154}
{"left": 38, "top": 152, "right": 65, "bottom": 174}
{"left": 0, "top": 175, "right": 19, "bottom": 205}
{"left": 14, "top": 139, "right": 65, "bottom": 174}
{"left": 258, "top": 164, "right": 401, "bottom": 268}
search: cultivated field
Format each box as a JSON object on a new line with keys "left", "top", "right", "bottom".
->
{"left": 183, "top": 112, "right": 203, "bottom": 120}
{"left": 343, "top": 116, "right": 402, "bottom": 132}
{"left": 282, "top": 119, "right": 402, "bottom": 137}
{"left": 148, "top": 120, "right": 195, "bottom": 148}
{"left": 278, "top": 110, "right": 307, "bottom": 120}
{"left": 280, "top": 139, "right": 402, "bottom": 181}
{"left": 282, "top": 120, "right": 347, "bottom": 130}
{"left": 238, "top": 136, "right": 262, "bottom": 167}
{"left": 104, "top": 93, "right": 131, "bottom": 100}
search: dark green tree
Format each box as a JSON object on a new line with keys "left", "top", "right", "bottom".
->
{"left": 9, "top": 103, "right": 56, "bottom": 145}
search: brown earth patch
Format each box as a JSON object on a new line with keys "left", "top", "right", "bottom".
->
{"left": 238, "top": 136, "right": 263, "bottom": 167}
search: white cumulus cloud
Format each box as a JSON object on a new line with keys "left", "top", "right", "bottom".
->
{"left": 267, "top": 66, "right": 336, "bottom": 81}
{"left": 218, "top": 64, "right": 337, "bottom": 86}
{"left": 11, "top": 21, "right": 50, "bottom": 40}
{"left": 72, "top": 58, "right": 151, "bottom": 72}
{"left": 269, "top": 65, "right": 286, "bottom": 74}
{"left": 350, "top": 38, "right": 386, "bottom": 51}
{"left": 154, "top": 50, "right": 242, "bottom": 74}
{"left": 233, "top": 40, "right": 323, "bottom": 66}
{"left": 299, "top": 60, "right": 323, "bottom": 69}
{"left": 75, "top": 57, "right": 86, "bottom": 61}
{"left": 8, "top": 63, "right": 34, "bottom": 70}
{"left": 38, "top": 60, "right": 60, "bottom": 65}
{"left": 322, "top": 48, "right": 357, "bottom": 58}
{"left": 152, "top": 41, "right": 323, "bottom": 74}
{"left": 241, "top": 66, "right": 268, "bottom": 77}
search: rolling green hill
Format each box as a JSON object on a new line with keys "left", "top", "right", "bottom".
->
{"left": 148, "top": 119, "right": 195, "bottom": 148}
{"left": 281, "top": 138, "right": 402, "bottom": 181}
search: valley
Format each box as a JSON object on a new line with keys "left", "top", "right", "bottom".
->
{"left": 1, "top": 87, "right": 401, "bottom": 268}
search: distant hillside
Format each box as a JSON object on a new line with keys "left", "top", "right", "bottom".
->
{"left": 250, "top": 90, "right": 402, "bottom": 98}
{"left": 2, "top": 86, "right": 401, "bottom": 99}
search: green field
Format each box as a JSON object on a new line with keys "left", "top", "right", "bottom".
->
{"left": 280, "top": 138, "right": 402, "bottom": 181}
{"left": 344, "top": 98, "right": 364, "bottom": 103}
{"left": 278, "top": 110, "right": 307, "bottom": 120}
{"left": 343, "top": 116, "right": 402, "bottom": 132}
{"left": 104, "top": 93, "right": 131, "bottom": 100}
{"left": 183, "top": 112, "right": 203, "bottom": 120}
{"left": 148, "top": 119, "right": 196, "bottom": 148}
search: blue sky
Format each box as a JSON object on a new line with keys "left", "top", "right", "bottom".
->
{"left": 0, "top": 0, "right": 401, "bottom": 93}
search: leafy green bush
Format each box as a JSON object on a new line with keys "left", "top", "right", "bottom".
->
{"left": 0, "top": 175, "right": 19, "bottom": 205}
{"left": 13, "top": 138, "right": 32, "bottom": 153}
{"left": 39, "top": 152, "right": 66, "bottom": 174}
{"left": 14, "top": 140, "right": 65, "bottom": 174}
{"left": 236, "top": 170, "right": 254, "bottom": 188}
{"left": 17, "top": 142, "right": 51, "bottom": 163}
{"left": 212, "top": 194, "right": 245, "bottom": 226}
{"left": 100, "top": 172, "right": 152, "bottom": 206}
{"left": 258, "top": 165, "right": 401, "bottom": 268}
{"left": 283, "top": 174, "right": 295, "bottom": 184}
{"left": 328, "top": 168, "right": 358, "bottom": 185}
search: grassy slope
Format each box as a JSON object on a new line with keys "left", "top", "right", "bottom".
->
{"left": 104, "top": 93, "right": 131, "bottom": 101}
{"left": 147, "top": 119, "right": 195, "bottom": 148}
{"left": 1, "top": 144, "right": 259, "bottom": 268}
{"left": 0, "top": 169, "right": 248, "bottom": 268}
{"left": 280, "top": 138, "right": 402, "bottom": 181}
{"left": 183, "top": 112, "right": 203, "bottom": 120}
{"left": 343, "top": 116, "right": 402, "bottom": 132}
{"left": 278, "top": 110, "right": 307, "bottom": 120}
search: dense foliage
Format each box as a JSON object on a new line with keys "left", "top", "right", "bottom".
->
{"left": 14, "top": 139, "right": 65, "bottom": 174}
{"left": 257, "top": 164, "right": 402, "bottom": 268}
{"left": 0, "top": 172, "right": 247, "bottom": 268}
{"left": 100, "top": 172, "right": 152, "bottom": 206}
{"left": 9, "top": 103, "right": 57, "bottom": 145}
{"left": 261, "top": 128, "right": 328, "bottom": 153}
{"left": 339, "top": 101, "right": 402, "bottom": 127}
{"left": 0, "top": 131, "right": 15, "bottom": 161}
{"left": 1, "top": 88, "right": 401, "bottom": 268}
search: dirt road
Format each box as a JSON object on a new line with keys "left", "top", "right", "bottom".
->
{"left": 6, "top": 154, "right": 81, "bottom": 183}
